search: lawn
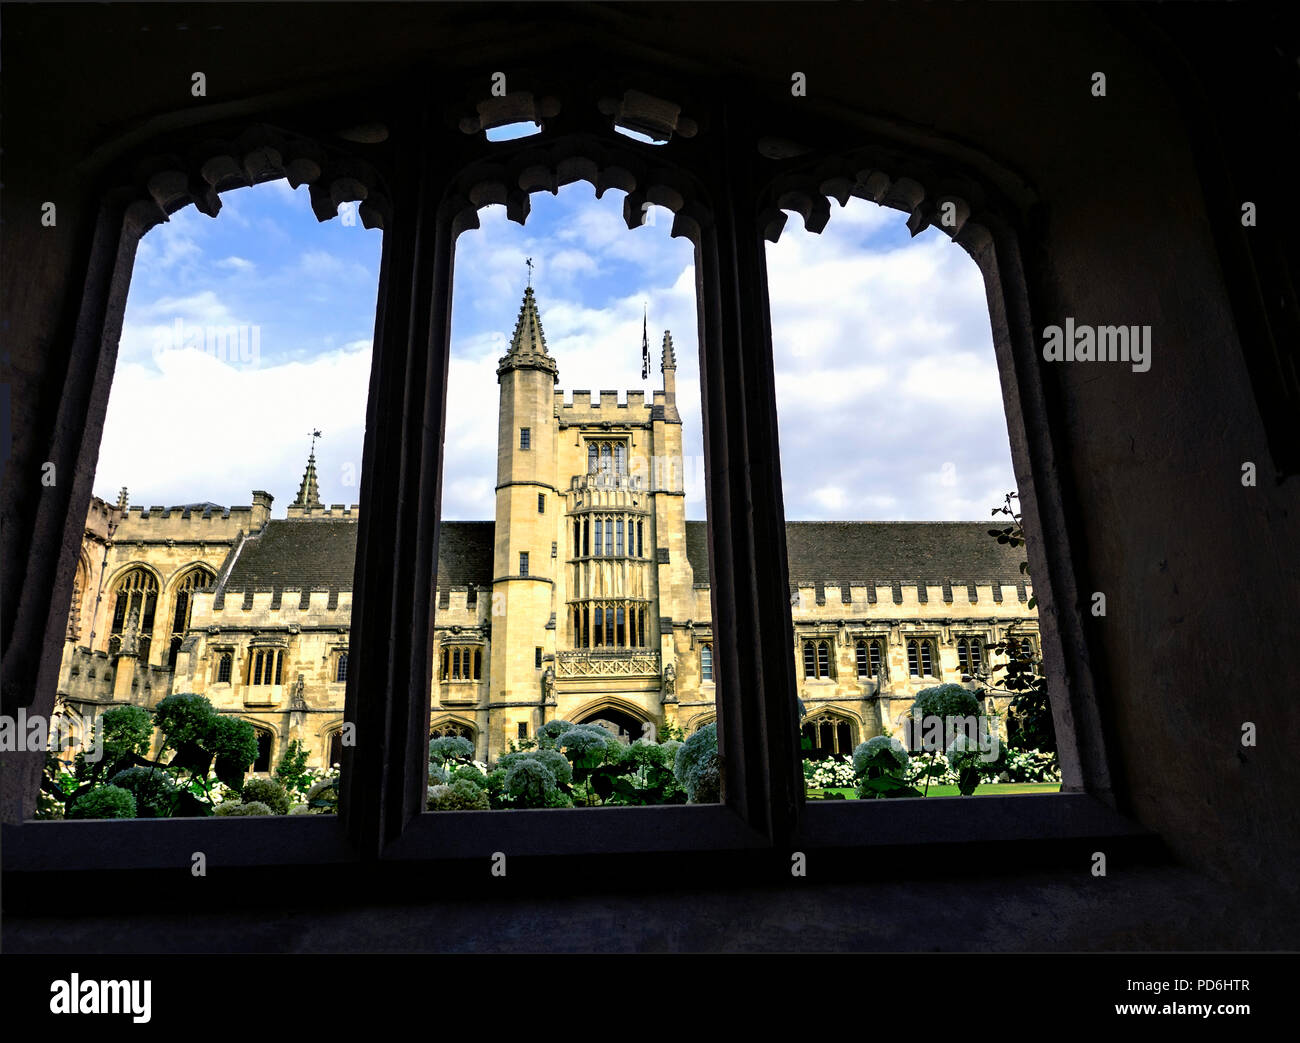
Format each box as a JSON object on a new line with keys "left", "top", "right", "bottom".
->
{"left": 807, "top": 782, "right": 1061, "bottom": 799}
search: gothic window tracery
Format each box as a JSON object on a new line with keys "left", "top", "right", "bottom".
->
{"left": 167, "top": 566, "right": 215, "bottom": 669}
{"left": 802, "top": 711, "right": 856, "bottom": 760}
{"left": 802, "top": 639, "right": 834, "bottom": 680}
{"left": 109, "top": 566, "right": 158, "bottom": 659}
{"left": 249, "top": 648, "right": 284, "bottom": 686}
{"left": 855, "top": 638, "right": 883, "bottom": 679}
{"left": 907, "top": 637, "right": 937, "bottom": 678}
{"left": 440, "top": 645, "right": 482, "bottom": 680}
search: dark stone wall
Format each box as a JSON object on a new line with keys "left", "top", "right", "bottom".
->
{"left": 3, "top": 3, "right": 1297, "bottom": 949}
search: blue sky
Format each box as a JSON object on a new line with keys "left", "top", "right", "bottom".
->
{"left": 97, "top": 176, "right": 1017, "bottom": 522}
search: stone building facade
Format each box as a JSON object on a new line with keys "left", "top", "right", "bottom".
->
{"left": 56, "top": 286, "right": 1038, "bottom": 770}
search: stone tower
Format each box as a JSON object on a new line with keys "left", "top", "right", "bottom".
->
{"left": 489, "top": 285, "right": 560, "bottom": 756}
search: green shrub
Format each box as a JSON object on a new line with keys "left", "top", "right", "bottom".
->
{"left": 504, "top": 757, "right": 558, "bottom": 807}
{"left": 275, "top": 739, "right": 313, "bottom": 796}
{"left": 241, "top": 777, "right": 290, "bottom": 815}
{"left": 69, "top": 785, "right": 137, "bottom": 819}
{"left": 428, "top": 735, "right": 475, "bottom": 765}
{"left": 107, "top": 766, "right": 178, "bottom": 818}
{"left": 450, "top": 764, "right": 488, "bottom": 790}
{"left": 210, "top": 715, "right": 259, "bottom": 790}
{"left": 911, "top": 683, "right": 981, "bottom": 723}
{"left": 674, "top": 723, "right": 719, "bottom": 803}
{"left": 215, "top": 800, "right": 273, "bottom": 816}
{"left": 427, "top": 778, "right": 491, "bottom": 811}
{"left": 852, "top": 736, "right": 921, "bottom": 799}
{"left": 304, "top": 774, "right": 340, "bottom": 814}
{"left": 945, "top": 733, "right": 1008, "bottom": 796}
{"left": 536, "top": 719, "right": 574, "bottom": 749}
{"left": 80, "top": 705, "right": 154, "bottom": 781}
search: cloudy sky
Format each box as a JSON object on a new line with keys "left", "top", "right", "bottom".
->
{"left": 96, "top": 176, "right": 1017, "bottom": 522}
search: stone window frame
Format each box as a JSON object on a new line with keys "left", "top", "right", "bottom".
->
{"left": 906, "top": 636, "right": 939, "bottom": 679}
{"left": 854, "top": 637, "right": 885, "bottom": 681}
{"left": 5, "top": 64, "right": 1139, "bottom": 891}
{"left": 439, "top": 644, "right": 483, "bottom": 682}
{"left": 700, "top": 642, "right": 714, "bottom": 683}
{"left": 519, "top": 426, "right": 531, "bottom": 450}
{"left": 955, "top": 635, "right": 986, "bottom": 675}
{"left": 801, "top": 637, "right": 836, "bottom": 681}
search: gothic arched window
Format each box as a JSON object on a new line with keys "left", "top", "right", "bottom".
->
{"left": 335, "top": 651, "right": 349, "bottom": 683}
{"left": 907, "top": 638, "right": 936, "bottom": 678}
{"left": 252, "top": 728, "right": 273, "bottom": 773}
{"left": 109, "top": 566, "right": 158, "bottom": 659}
{"left": 803, "top": 639, "right": 833, "bottom": 679}
{"left": 855, "top": 638, "right": 883, "bottom": 679}
{"left": 216, "top": 653, "right": 233, "bottom": 684}
{"left": 802, "top": 712, "right": 856, "bottom": 760}
{"left": 168, "top": 566, "right": 215, "bottom": 669}
{"left": 701, "top": 643, "right": 714, "bottom": 682}
{"left": 957, "top": 637, "right": 983, "bottom": 674}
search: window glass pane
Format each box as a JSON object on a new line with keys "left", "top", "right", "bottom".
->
{"left": 767, "top": 195, "right": 1057, "bottom": 803}
{"left": 43, "top": 180, "right": 380, "bottom": 820}
{"left": 433, "top": 184, "right": 717, "bottom": 809}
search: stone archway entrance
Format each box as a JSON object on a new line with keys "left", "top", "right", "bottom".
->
{"left": 576, "top": 707, "right": 646, "bottom": 743}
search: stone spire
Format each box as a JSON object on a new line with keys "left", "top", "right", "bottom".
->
{"left": 497, "top": 284, "right": 559, "bottom": 382}
{"left": 661, "top": 331, "right": 677, "bottom": 399}
{"left": 291, "top": 434, "right": 323, "bottom": 509}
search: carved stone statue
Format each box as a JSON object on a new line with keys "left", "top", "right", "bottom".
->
{"left": 119, "top": 608, "right": 140, "bottom": 657}
{"left": 542, "top": 666, "right": 556, "bottom": 703}
{"left": 662, "top": 661, "right": 677, "bottom": 701}
{"left": 290, "top": 673, "right": 309, "bottom": 713}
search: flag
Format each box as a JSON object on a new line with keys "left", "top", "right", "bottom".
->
{"left": 641, "top": 307, "right": 650, "bottom": 380}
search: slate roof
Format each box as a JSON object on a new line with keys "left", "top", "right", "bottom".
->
{"left": 218, "top": 518, "right": 1025, "bottom": 603}
{"left": 684, "top": 520, "right": 1027, "bottom": 595}
{"left": 218, "top": 519, "right": 496, "bottom": 599}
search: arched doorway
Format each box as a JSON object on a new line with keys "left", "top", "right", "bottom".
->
{"left": 575, "top": 707, "right": 646, "bottom": 743}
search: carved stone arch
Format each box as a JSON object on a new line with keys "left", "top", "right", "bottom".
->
{"left": 240, "top": 718, "right": 278, "bottom": 773}
{"left": 802, "top": 706, "right": 861, "bottom": 760}
{"left": 106, "top": 560, "right": 165, "bottom": 593}
{"left": 444, "top": 132, "right": 714, "bottom": 248}
{"left": 684, "top": 711, "right": 716, "bottom": 735}
{"left": 165, "top": 563, "right": 218, "bottom": 669}
{"left": 109, "top": 119, "right": 394, "bottom": 247}
{"left": 429, "top": 716, "right": 478, "bottom": 746}
{"left": 568, "top": 695, "right": 652, "bottom": 728}
{"left": 165, "top": 561, "right": 218, "bottom": 593}
{"left": 753, "top": 136, "right": 1037, "bottom": 262}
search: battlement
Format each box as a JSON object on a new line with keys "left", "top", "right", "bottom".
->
{"left": 83, "top": 495, "right": 122, "bottom": 540}
{"left": 286, "top": 503, "right": 360, "bottom": 520}
{"left": 434, "top": 586, "right": 489, "bottom": 620}
{"left": 791, "top": 578, "right": 1032, "bottom": 611}
{"left": 116, "top": 491, "right": 272, "bottom": 540}
{"left": 198, "top": 586, "right": 353, "bottom": 622}
{"left": 555, "top": 388, "right": 654, "bottom": 424}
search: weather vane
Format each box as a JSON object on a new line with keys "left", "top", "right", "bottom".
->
{"left": 525, "top": 256, "right": 534, "bottom": 287}
{"left": 308, "top": 429, "right": 322, "bottom": 456}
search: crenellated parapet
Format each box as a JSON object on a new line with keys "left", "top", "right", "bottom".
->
{"left": 115, "top": 490, "right": 272, "bottom": 542}
{"left": 555, "top": 389, "right": 655, "bottom": 426}
{"left": 790, "top": 577, "right": 1032, "bottom": 612}
{"left": 198, "top": 587, "right": 353, "bottom": 625}
{"left": 285, "top": 503, "right": 361, "bottom": 520}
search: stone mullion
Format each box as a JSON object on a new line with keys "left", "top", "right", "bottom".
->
{"left": 695, "top": 100, "right": 803, "bottom": 843}
{"left": 341, "top": 107, "right": 466, "bottom": 853}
